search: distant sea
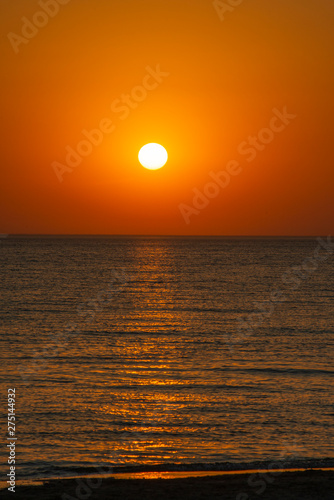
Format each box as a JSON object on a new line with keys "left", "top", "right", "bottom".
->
{"left": 0, "top": 237, "right": 333, "bottom": 480}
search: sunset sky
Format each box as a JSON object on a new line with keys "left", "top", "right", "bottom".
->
{"left": 1, "top": 0, "right": 333, "bottom": 235}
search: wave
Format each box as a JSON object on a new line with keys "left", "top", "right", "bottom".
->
{"left": 14, "top": 458, "right": 334, "bottom": 480}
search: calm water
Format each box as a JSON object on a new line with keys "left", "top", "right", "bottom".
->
{"left": 0, "top": 237, "right": 333, "bottom": 479}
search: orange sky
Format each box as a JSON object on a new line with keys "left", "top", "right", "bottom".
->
{"left": 1, "top": 0, "right": 333, "bottom": 235}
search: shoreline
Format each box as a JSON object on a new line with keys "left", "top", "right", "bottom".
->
{"left": 1, "top": 466, "right": 334, "bottom": 487}
{"left": 1, "top": 457, "right": 334, "bottom": 486}
{"left": 1, "top": 469, "right": 334, "bottom": 500}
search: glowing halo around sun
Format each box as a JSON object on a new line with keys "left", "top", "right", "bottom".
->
{"left": 138, "top": 143, "right": 168, "bottom": 170}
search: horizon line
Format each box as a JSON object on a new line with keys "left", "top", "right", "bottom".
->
{"left": 0, "top": 234, "right": 330, "bottom": 238}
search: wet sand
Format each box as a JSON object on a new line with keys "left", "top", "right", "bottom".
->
{"left": 1, "top": 469, "right": 333, "bottom": 499}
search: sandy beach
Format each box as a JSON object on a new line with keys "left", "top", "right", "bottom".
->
{"left": 1, "top": 470, "right": 333, "bottom": 500}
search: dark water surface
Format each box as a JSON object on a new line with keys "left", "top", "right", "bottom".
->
{"left": 0, "top": 237, "right": 333, "bottom": 479}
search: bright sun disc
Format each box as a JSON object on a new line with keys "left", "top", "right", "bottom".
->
{"left": 138, "top": 143, "right": 168, "bottom": 170}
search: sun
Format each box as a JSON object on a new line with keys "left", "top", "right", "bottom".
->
{"left": 138, "top": 143, "right": 168, "bottom": 170}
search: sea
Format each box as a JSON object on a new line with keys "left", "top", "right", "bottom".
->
{"left": 0, "top": 236, "right": 333, "bottom": 480}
